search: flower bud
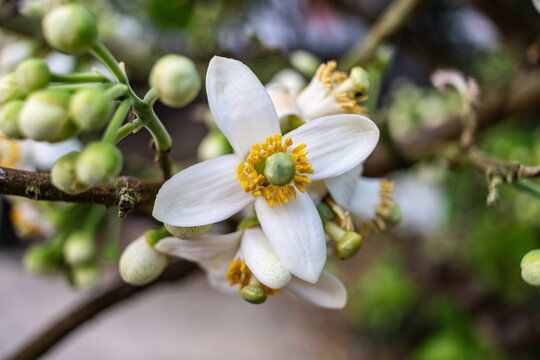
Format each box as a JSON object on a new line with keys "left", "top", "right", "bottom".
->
{"left": 164, "top": 223, "right": 211, "bottom": 239}
{"left": 69, "top": 88, "right": 113, "bottom": 130}
{"left": 290, "top": 50, "right": 320, "bottom": 77}
{"left": 0, "top": 100, "right": 24, "bottom": 139}
{"left": 72, "top": 262, "right": 101, "bottom": 289}
{"left": 24, "top": 244, "right": 60, "bottom": 274}
{"left": 335, "top": 232, "right": 363, "bottom": 260}
{"left": 18, "top": 89, "right": 72, "bottom": 141}
{"left": 51, "top": 151, "right": 90, "bottom": 194}
{"left": 197, "top": 131, "right": 232, "bottom": 161}
{"left": 76, "top": 142, "right": 122, "bottom": 186}
{"left": 119, "top": 236, "right": 169, "bottom": 286}
{"left": 15, "top": 58, "right": 51, "bottom": 92}
{"left": 63, "top": 230, "right": 95, "bottom": 265}
{"left": 149, "top": 55, "right": 200, "bottom": 108}
{"left": 0, "top": 73, "right": 26, "bottom": 103}
{"left": 264, "top": 152, "right": 295, "bottom": 186}
{"left": 42, "top": 4, "right": 97, "bottom": 54}
{"left": 521, "top": 249, "right": 540, "bottom": 286}
{"left": 240, "top": 284, "right": 267, "bottom": 304}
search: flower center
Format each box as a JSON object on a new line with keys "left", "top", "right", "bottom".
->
{"left": 0, "top": 135, "right": 21, "bottom": 168}
{"left": 226, "top": 258, "right": 279, "bottom": 296}
{"left": 236, "top": 134, "right": 313, "bottom": 208}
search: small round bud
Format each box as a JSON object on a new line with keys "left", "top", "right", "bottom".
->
{"left": 51, "top": 151, "right": 90, "bottom": 194}
{"left": 240, "top": 284, "right": 267, "bottom": 304}
{"left": 119, "top": 236, "right": 169, "bottom": 286}
{"left": 18, "top": 89, "right": 71, "bottom": 142}
{"left": 264, "top": 152, "right": 295, "bottom": 186}
{"left": 42, "top": 4, "right": 97, "bottom": 54}
{"left": 76, "top": 142, "right": 123, "bottom": 186}
{"left": 0, "top": 100, "right": 24, "bottom": 139}
{"left": 335, "top": 232, "right": 363, "bottom": 260}
{"left": 150, "top": 55, "right": 200, "bottom": 108}
{"left": 24, "top": 244, "right": 59, "bottom": 274}
{"left": 197, "top": 131, "right": 232, "bottom": 161}
{"left": 0, "top": 73, "right": 26, "bottom": 103}
{"left": 164, "top": 223, "right": 211, "bottom": 239}
{"left": 69, "top": 88, "right": 113, "bottom": 130}
{"left": 521, "top": 249, "right": 540, "bottom": 286}
{"left": 72, "top": 262, "right": 101, "bottom": 289}
{"left": 380, "top": 204, "right": 402, "bottom": 228}
{"left": 350, "top": 67, "right": 372, "bottom": 93}
{"left": 63, "top": 231, "right": 95, "bottom": 266}
{"left": 15, "top": 58, "right": 51, "bottom": 92}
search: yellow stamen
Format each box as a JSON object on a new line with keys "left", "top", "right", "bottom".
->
{"left": 236, "top": 135, "right": 313, "bottom": 207}
{"left": 0, "top": 135, "right": 21, "bottom": 168}
{"left": 226, "top": 258, "right": 280, "bottom": 296}
{"left": 360, "top": 179, "right": 397, "bottom": 236}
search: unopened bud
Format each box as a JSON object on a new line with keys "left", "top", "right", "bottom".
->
{"left": 119, "top": 236, "right": 169, "bottom": 286}
{"left": 63, "top": 231, "right": 95, "bottom": 265}
{"left": 335, "top": 232, "right": 363, "bottom": 260}
{"left": 0, "top": 73, "right": 26, "bottom": 103}
{"left": 42, "top": 4, "right": 97, "bottom": 54}
{"left": 164, "top": 223, "right": 211, "bottom": 239}
{"left": 521, "top": 249, "right": 540, "bottom": 286}
{"left": 76, "top": 142, "right": 122, "bottom": 186}
{"left": 69, "top": 88, "right": 113, "bottom": 130}
{"left": 197, "top": 131, "right": 232, "bottom": 161}
{"left": 0, "top": 100, "right": 25, "bottom": 139}
{"left": 18, "top": 89, "right": 72, "bottom": 141}
{"left": 24, "top": 244, "right": 60, "bottom": 274}
{"left": 290, "top": 50, "right": 320, "bottom": 77}
{"left": 240, "top": 284, "right": 267, "bottom": 304}
{"left": 15, "top": 58, "right": 51, "bottom": 92}
{"left": 72, "top": 262, "right": 100, "bottom": 288}
{"left": 349, "top": 67, "right": 371, "bottom": 93}
{"left": 51, "top": 151, "right": 90, "bottom": 194}
{"left": 264, "top": 152, "right": 295, "bottom": 186}
{"left": 150, "top": 55, "right": 200, "bottom": 108}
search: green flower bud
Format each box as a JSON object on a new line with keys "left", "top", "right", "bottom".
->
{"left": 349, "top": 66, "right": 372, "bottom": 93}
{"left": 69, "top": 88, "right": 113, "bottom": 130}
{"left": 119, "top": 235, "right": 169, "bottom": 286}
{"left": 42, "top": 4, "right": 97, "bottom": 54}
{"left": 264, "top": 152, "right": 295, "bottom": 186}
{"left": 0, "top": 100, "right": 25, "bottom": 139}
{"left": 197, "top": 131, "right": 233, "bottom": 161}
{"left": 335, "top": 232, "right": 363, "bottom": 260}
{"left": 240, "top": 284, "right": 267, "bottom": 304}
{"left": 0, "top": 73, "right": 26, "bottom": 103}
{"left": 72, "top": 262, "right": 100, "bottom": 289}
{"left": 164, "top": 223, "right": 211, "bottom": 239}
{"left": 18, "top": 89, "right": 71, "bottom": 141}
{"left": 290, "top": 50, "right": 320, "bottom": 77}
{"left": 149, "top": 54, "right": 201, "bottom": 108}
{"left": 63, "top": 231, "right": 95, "bottom": 266}
{"left": 15, "top": 58, "right": 51, "bottom": 92}
{"left": 521, "top": 249, "right": 540, "bottom": 286}
{"left": 24, "top": 244, "right": 60, "bottom": 275}
{"left": 51, "top": 151, "right": 90, "bottom": 194}
{"left": 76, "top": 142, "right": 122, "bottom": 186}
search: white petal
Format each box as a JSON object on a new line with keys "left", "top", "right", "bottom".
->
{"left": 255, "top": 191, "right": 325, "bottom": 284}
{"left": 324, "top": 163, "right": 364, "bottom": 207}
{"left": 347, "top": 177, "right": 384, "bottom": 221}
{"left": 154, "top": 231, "right": 243, "bottom": 262}
{"left": 267, "top": 86, "right": 302, "bottom": 121}
{"left": 241, "top": 227, "right": 291, "bottom": 289}
{"left": 206, "top": 56, "right": 280, "bottom": 157}
{"left": 152, "top": 154, "right": 252, "bottom": 226}
{"left": 268, "top": 68, "right": 306, "bottom": 94}
{"left": 288, "top": 114, "right": 379, "bottom": 180}
{"left": 287, "top": 270, "right": 347, "bottom": 309}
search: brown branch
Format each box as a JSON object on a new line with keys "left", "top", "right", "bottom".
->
{"left": 6, "top": 261, "right": 197, "bottom": 360}
{"left": 0, "top": 167, "right": 161, "bottom": 216}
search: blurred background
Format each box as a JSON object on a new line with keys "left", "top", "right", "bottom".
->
{"left": 1, "top": 0, "right": 540, "bottom": 359}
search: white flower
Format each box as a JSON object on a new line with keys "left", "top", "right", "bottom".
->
{"left": 153, "top": 56, "right": 379, "bottom": 283}
{"left": 155, "top": 227, "right": 347, "bottom": 308}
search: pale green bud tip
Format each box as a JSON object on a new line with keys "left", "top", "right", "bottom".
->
{"left": 336, "top": 232, "right": 363, "bottom": 260}
{"left": 24, "top": 245, "right": 58, "bottom": 274}
{"left": 52, "top": 151, "right": 90, "bottom": 194}
{"left": 350, "top": 67, "right": 371, "bottom": 93}
{"left": 63, "top": 231, "right": 95, "bottom": 266}
{"left": 42, "top": 4, "right": 97, "bottom": 54}
{"left": 380, "top": 204, "right": 402, "bottom": 228}
{"left": 19, "top": 89, "right": 72, "bottom": 142}
{"left": 521, "top": 249, "right": 540, "bottom": 286}
{"left": 240, "top": 284, "right": 267, "bottom": 304}
{"left": 150, "top": 54, "right": 201, "bottom": 108}
{"left": 0, "top": 73, "right": 27, "bottom": 103}
{"left": 72, "top": 262, "right": 100, "bottom": 289}
{"left": 164, "top": 223, "right": 211, "bottom": 240}
{"left": 197, "top": 131, "right": 232, "bottom": 161}
{"left": 69, "top": 88, "right": 113, "bottom": 130}
{"left": 119, "top": 236, "right": 169, "bottom": 286}
{"left": 0, "top": 100, "right": 25, "bottom": 139}
{"left": 15, "top": 58, "right": 50, "bottom": 92}
{"left": 264, "top": 152, "right": 295, "bottom": 186}
{"left": 76, "top": 142, "right": 123, "bottom": 186}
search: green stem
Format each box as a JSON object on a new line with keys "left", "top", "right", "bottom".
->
{"left": 133, "top": 101, "right": 172, "bottom": 151}
{"left": 50, "top": 73, "right": 111, "bottom": 84}
{"left": 323, "top": 220, "right": 346, "bottom": 242}
{"left": 103, "top": 100, "right": 131, "bottom": 144}
{"left": 90, "top": 41, "right": 129, "bottom": 85}
{"left": 143, "top": 88, "right": 159, "bottom": 106}
{"left": 145, "top": 227, "right": 171, "bottom": 247}
{"left": 514, "top": 179, "right": 540, "bottom": 199}
{"left": 115, "top": 118, "right": 143, "bottom": 143}
{"left": 82, "top": 205, "right": 106, "bottom": 234}
{"left": 104, "top": 84, "right": 128, "bottom": 100}
{"left": 49, "top": 84, "right": 108, "bottom": 92}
